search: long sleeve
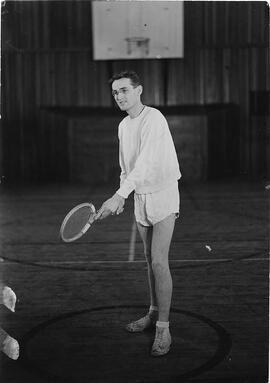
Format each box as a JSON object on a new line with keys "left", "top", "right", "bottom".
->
{"left": 117, "top": 108, "right": 180, "bottom": 198}
{"left": 119, "top": 141, "right": 127, "bottom": 186}
{"left": 117, "top": 119, "right": 164, "bottom": 198}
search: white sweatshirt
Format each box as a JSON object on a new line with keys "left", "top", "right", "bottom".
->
{"left": 116, "top": 106, "right": 181, "bottom": 199}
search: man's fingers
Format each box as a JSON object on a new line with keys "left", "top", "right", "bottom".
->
{"left": 95, "top": 207, "right": 112, "bottom": 220}
{"left": 99, "top": 210, "right": 111, "bottom": 220}
{"left": 94, "top": 206, "right": 105, "bottom": 220}
{"left": 94, "top": 196, "right": 124, "bottom": 219}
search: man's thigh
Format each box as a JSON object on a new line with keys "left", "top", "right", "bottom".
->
{"left": 136, "top": 222, "right": 153, "bottom": 252}
{"left": 151, "top": 214, "right": 176, "bottom": 260}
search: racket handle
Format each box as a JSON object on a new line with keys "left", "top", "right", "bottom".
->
{"left": 88, "top": 214, "right": 97, "bottom": 224}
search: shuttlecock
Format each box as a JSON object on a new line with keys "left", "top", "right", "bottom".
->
{"left": 205, "top": 245, "right": 212, "bottom": 252}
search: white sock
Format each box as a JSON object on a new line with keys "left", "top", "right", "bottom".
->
{"left": 156, "top": 321, "right": 169, "bottom": 328}
{"left": 149, "top": 305, "right": 158, "bottom": 312}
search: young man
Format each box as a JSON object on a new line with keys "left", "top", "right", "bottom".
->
{"left": 95, "top": 70, "right": 181, "bottom": 356}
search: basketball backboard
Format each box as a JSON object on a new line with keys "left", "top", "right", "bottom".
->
{"left": 91, "top": 1, "right": 184, "bottom": 60}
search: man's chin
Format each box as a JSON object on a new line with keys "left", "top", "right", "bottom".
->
{"left": 118, "top": 103, "right": 129, "bottom": 111}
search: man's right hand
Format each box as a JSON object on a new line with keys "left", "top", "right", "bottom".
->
{"left": 95, "top": 193, "right": 125, "bottom": 220}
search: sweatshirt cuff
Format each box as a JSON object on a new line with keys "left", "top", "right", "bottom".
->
{"left": 116, "top": 182, "right": 134, "bottom": 199}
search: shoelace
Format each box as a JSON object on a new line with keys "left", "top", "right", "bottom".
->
{"left": 155, "top": 328, "right": 166, "bottom": 345}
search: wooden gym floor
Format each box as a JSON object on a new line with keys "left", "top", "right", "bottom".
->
{"left": 0, "top": 179, "right": 268, "bottom": 383}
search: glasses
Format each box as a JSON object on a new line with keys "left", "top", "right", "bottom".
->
{"left": 112, "top": 86, "right": 137, "bottom": 97}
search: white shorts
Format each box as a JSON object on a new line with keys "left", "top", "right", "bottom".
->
{"left": 134, "top": 182, "right": 180, "bottom": 226}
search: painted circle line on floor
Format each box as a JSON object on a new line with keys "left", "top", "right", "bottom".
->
{"left": 19, "top": 305, "right": 232, "bottom": 382}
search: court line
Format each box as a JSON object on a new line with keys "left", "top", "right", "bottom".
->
{"left": 31, "top": 257, "right": 269, "bottom": 265}
{"left": 1, "top": 238, "right": 266, "bottom": 245}
{"left": 20, "top": 305, "right": 232, "bottom": 382}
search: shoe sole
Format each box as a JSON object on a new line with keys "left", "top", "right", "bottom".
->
{"left": 125, "top": 323, "right": 155, "bottom": 333}
{"left": 151, "top": 346, "right": 171, "bottom": 357}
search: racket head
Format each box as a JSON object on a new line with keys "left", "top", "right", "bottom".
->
{"left": 60, "top": 202, "right": 96, "bottom": 243}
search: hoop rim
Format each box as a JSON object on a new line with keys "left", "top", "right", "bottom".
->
{"left": 60, "top": 202, "right": 96, "bottom": 243}
{"left": 125, "top": 37, "right": 150, "bottom": 42}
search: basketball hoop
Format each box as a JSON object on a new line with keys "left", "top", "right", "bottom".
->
{"left": 125, "top": 37, "right": 150, "bottom": 57}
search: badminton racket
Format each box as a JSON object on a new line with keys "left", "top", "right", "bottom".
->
{"left": 60, "top": 202, "right": 96, "bottom": 243}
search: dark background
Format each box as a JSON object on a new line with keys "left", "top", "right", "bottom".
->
{"left": 1, "top": 1, "right": 269, "bottom": 186}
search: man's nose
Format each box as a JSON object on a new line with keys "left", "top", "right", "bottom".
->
{"left": 117, "top": 92, "right": 124, "bottom": 100}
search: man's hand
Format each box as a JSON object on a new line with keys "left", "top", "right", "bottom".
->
{"left": 95, "top": 193, "right": 125, "bottom": 220}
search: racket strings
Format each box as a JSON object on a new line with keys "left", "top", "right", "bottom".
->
{"left": 62, "top": 206, "right": 94, "bottom": 241}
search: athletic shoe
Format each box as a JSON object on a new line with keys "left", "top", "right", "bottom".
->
{"left": 125, "top": 313, "right": 156, "bottom": 333}
{"left": 151, "top": 326, "right": 171, "bottom": 356}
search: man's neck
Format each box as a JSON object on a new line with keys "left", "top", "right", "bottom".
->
{"left": 127, "top": 103, "right": 145, "bottom": 119}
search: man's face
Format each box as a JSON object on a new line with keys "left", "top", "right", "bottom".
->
{"left": 111, "top": 78, "right": 142, "bottom": 112}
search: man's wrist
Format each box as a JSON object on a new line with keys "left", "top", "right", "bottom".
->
{"left": 115, "top": 192, "right": 125, "bottom": 201}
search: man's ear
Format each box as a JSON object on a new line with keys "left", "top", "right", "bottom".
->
{"left": 137, "top": 85, "right": 143, "bottom": 96}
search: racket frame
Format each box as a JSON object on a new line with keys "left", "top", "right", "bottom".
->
{"left": 60, "top": 202, "right": 96, "bottom": 243}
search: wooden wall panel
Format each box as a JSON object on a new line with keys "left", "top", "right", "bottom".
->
{"left": 167, "top": 59, "right": 185, "bottom": 105}
{"left": 183, "top": 1, "right": 269, "bottom": 48}
{"left": 44, "top": 112, "right": 211, "bottom": 184}
{"left": 52, "top": 107, "right": 238, "bottom": 184}
{"left": 1, "top": 1, "right": 269, "bottom": 183}
{"left": 3, "top": 1, "right": 268, "bottom": 52}
{"left": 2, "top": 0, "right": 92, "bottom": 51}
{"left": 207, "top": 106, "right": 240, "bottom": 177}
{"left": 204, "top": 49, "right": 223, "bottom": 103}
{"left": 168, "top": 115, "right": 208, "bottom": 180}
{"left": 70, "top": 117, "right": 120, "bottom": 185}
{"left": 250, "top": 117, "right": 270, "bottom": 177}
{"left": 222, "top": 49, "right": 231, "bottom": 103}
{"left": 182, "top": 50, "right": 199, "bottom": 104}
{"left": 238, "top": 49, "right": 250, "bottom": 174}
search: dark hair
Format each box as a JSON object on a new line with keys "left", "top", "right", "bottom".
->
{"left": 109, "top": 70, "right": 141, "bottom": 87}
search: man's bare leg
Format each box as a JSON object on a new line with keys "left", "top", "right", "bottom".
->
{"left": 150, "top": 214, "right": 176, "bottom": 356}
{"left": 151, "top": 214, "right": 175, "bottom": 322}
{"left": 125, "top": 223, "right": 158, "bottom": 332}
{"left": 136, "top": 223, "right": 157, "bottom": 308}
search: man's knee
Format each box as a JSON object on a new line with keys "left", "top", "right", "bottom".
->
{"left": 151, "top": 245, "right": 169, "bottom": 261}
{"left": 151, "top": 258, "right": 169, "bottom": 275}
